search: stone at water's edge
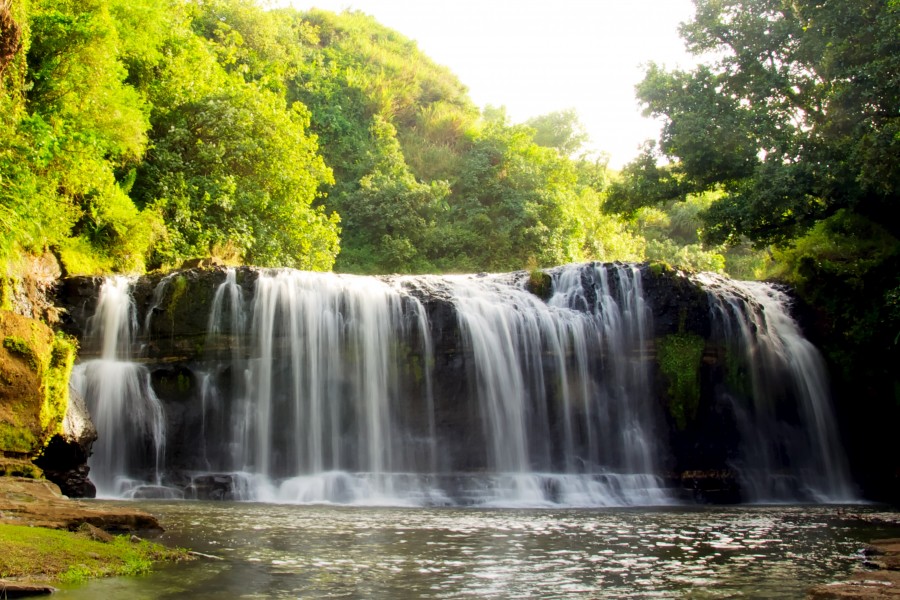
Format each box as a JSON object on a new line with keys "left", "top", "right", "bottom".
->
{"left": 0, "top": 311, "right": 97, "bottom": 497}
{"left": 35, "top": 382, "right": 98, "bottom": 497}
{"left": 0, "top": 476, "right": 161, "bottom": 532}
{"left": 0, "top": 309, "right": 95, "bottom": 496}
{"left": 0, "top": 581, "right": 57, "bottom": 598}
{"left": 807, "top": 538, "right": 900, "bottom": 599}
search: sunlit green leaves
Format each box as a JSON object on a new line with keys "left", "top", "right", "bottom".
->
{"left": 134, "top": 81, "right": 337, "bottom": 269}
{"left": 640, "top": 0, "right": 897, "bottom": 246}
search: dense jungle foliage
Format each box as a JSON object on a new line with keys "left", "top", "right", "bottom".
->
{"left": 1, "top": 0, "right": 761, "bottom": 276}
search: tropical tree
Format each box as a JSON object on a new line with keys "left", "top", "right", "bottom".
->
{"left": 525, "top": 109, "right": 589, "bottom": 157}
{"left": 438, "top": 119, "right": 583, "bottom": 271}
{"left": 133, "top": 81, "right": 338, "bottom": 270}
{"left": 616, "top": 0, "right": 899, "bottom": 248}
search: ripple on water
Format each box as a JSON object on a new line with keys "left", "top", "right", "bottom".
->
{"left": 55, "top": 503, "right": 900, "bottom": 599}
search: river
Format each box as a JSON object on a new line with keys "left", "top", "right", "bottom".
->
{"left": 55, "top": 502, "right": 895, "bottom": 598}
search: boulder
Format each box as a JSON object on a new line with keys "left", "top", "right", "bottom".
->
{"left": 0, "top": 581, "right": 58, "bottom": 598}
{"left": 34, "top": 385, "right": 97, "bottom": 497}
{"left": 0, "top": 477, "right": 161, "bottom": 532}
{"left": 808, "top": 538, "right": 900, "bottom": 599}
{"left": 0, "top": 309, "right": 92, "bottom": 496}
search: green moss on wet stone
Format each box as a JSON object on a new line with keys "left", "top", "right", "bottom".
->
{"left": 657, "top": 333, "right": 705, "bottom": 430}
{"left": 3, "top": 335, "right": 37, "bottom": 370}
{"left": 526, "top": 269, "right": 553, "bottom": 300}
{"left": 0, "top": 421, "right": 38, "bottom": 454}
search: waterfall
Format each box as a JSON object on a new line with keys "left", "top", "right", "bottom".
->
{"left": 72, "top": 277, "right": 168, "bottom": 498}
{"left": 69, "top": 264, "right": 856, "bottom": 506}
{"left": 194, "top": 268, "right": 247, "bottom": 471}
{"left": 697, "top": 273, "right": 857, "bottom": 502}
{"left": 198, "top": 270, "right": 441, "bottom": 504}
{"left": 550, "top": 264, "right": 665, "bottom": 495}
{"left": 405, "top": 264, "right": 671, "bottom": 505}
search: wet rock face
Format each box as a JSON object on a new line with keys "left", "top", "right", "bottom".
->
{"left": 53, "top": 264, "right": 838, "bottom": 503}
{"left": 52, "top": 265, "right": 732, "bottom": 496}
{"left": 57, "top": 267, "right": 259, "bottom": 362}
{"left": 187, "top": 474, "right": 247, "bottom": 501}
{"left": 34, "top": 388, "right": 98, "bottom": 498}
{"left": 639, "top": 263, "right": 713, "bottom": 339}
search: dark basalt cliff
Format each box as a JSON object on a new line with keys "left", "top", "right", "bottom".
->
{"left": 53, "top": 263, "right": 793, "bottom": 503}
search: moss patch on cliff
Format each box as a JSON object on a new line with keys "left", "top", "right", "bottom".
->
{"left": 723, "top": 346, "right": 751, "bottom": 400}
{"left": 647, "top": 260, "right": 675, "bottom": 278}
{"left": 658, "top": 333, "right": 705, "bottom": 430}
{"left": 167, "top": 274, "right": 188, "bottom": 317}
{"left": 40, "top": 332, "right": 77, "bottom": 434}
{"left": 525, "top": 269, "right": 553, "bottom": 300}
{"left": 0, "top": 277, "right": 13, "bottom": 312}
{"left": 0, "top": 312, "right": 77, "bottom": 456}
{"left": 3, "top": 335, "right": 37, "bottom": 370}
{"left": 0, "top": 422, "right": 38, "bottom": 454}
{"left": 0, "top": 456, "right": 42, "bottom": 477}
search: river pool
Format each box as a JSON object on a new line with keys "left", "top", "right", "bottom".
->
{"left": 56, "top": 502, "right": 896, "bottom": 599}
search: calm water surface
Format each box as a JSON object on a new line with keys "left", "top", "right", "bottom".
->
{"left": 57, "top": 502, "right": 897, "bottom": 599}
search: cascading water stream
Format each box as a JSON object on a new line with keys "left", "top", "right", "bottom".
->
{"left": 70, "top": 263, "right": 856, "bottom": 506}
{"left": 71, "top": 277, "right": 167, "bottom": 497}
{"left": 195, "top": 270, "right": 442, "bottom": 504}
{"left": 405, "top": 263, "right": 671, "bottom": 506}
{"left": 197, "top": 268, "right": 247, "bottom": 472}
{"left": 697, "top": 273, "right": 857, "bottom": 502}
{"left": 549, "top": 264, "right": 666, "bottom": 496}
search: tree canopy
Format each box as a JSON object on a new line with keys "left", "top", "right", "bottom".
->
{"left": 1, "top": 0, "right": 782, "bottom": 277}
{"left": 3, "top": 0, "right": 660, "bottom": 275}
{"left": 614, "top": 0, "right": 899, "bottom": 249}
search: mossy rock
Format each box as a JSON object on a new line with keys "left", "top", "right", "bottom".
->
{"left": 0, "top": 311, "right": 77, "bottom": 456}
{"left": 647, "top": 260, "right": 675, "bottom": 278}
{"left": 657, "top": 333, "right": 705, "bottom": 430}
{"left": 525, "top": 269, "right": 553, "bottom": 301}
{"left": 0, "top": 456, "right": 43, "bottom": 478}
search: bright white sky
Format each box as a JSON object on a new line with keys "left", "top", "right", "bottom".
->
{"left": 279, "top": 0, "right": 699, "bottom": 168}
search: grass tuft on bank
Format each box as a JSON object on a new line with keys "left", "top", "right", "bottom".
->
{"left": 0, "top": 523, "right": 189, "bottom": 584}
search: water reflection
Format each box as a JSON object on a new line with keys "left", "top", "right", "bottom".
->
{"left": 57, "top": 504, "right": 895, "bottom": 599}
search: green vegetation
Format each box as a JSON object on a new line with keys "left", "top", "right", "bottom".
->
{"left": 526, "top": 269, "right": 553, "bottom": 300}
{"left": 0, "top": 523, "right": 188, "bottom": 583}
{"left": 1, "top": 313, "right": 76, "bottom": 454}
{"left": 0, "top": 421, "right": 38, "bottom": 454}
{"left": 657, "top": 333, "right": 705, "bottom": 430}
{"left": 2, "top": 0, "right": 765, "bottom": 277}
{"left": 167, "top": 275, "right": 188, "bottom": 316}
{"left": 3, "top": 334, "right": 36, "bottom": 369}
{"left": 612, "top": 0, "right": 899, "bottom": 284}
{"left": 40, "top": 332, "right": 76, "bottom": 433}
{"left": 0, "top": 456, "right": 42, "bottom": 477}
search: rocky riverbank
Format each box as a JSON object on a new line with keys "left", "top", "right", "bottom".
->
{"left": 0, "top": 476, "right": 188, "bottom": 594}
{"left": 808, "top": 533, "right": 900, "bottom": 599}
{"left": 0, "top": 477, "right": 160, "bottom": 531}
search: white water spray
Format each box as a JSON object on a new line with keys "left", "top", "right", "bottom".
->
{"left": 697, "top": 273, "right": 856, "bottom": 502}
{"left": 73, "top": 277, "right": 166, "bottom": 497}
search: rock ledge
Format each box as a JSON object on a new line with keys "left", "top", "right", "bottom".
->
{"left": 808, "top": 538, "right": 900, "bottom": 599}
{"left": 0, "top": 476, "right": 161, "bottom": 532}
